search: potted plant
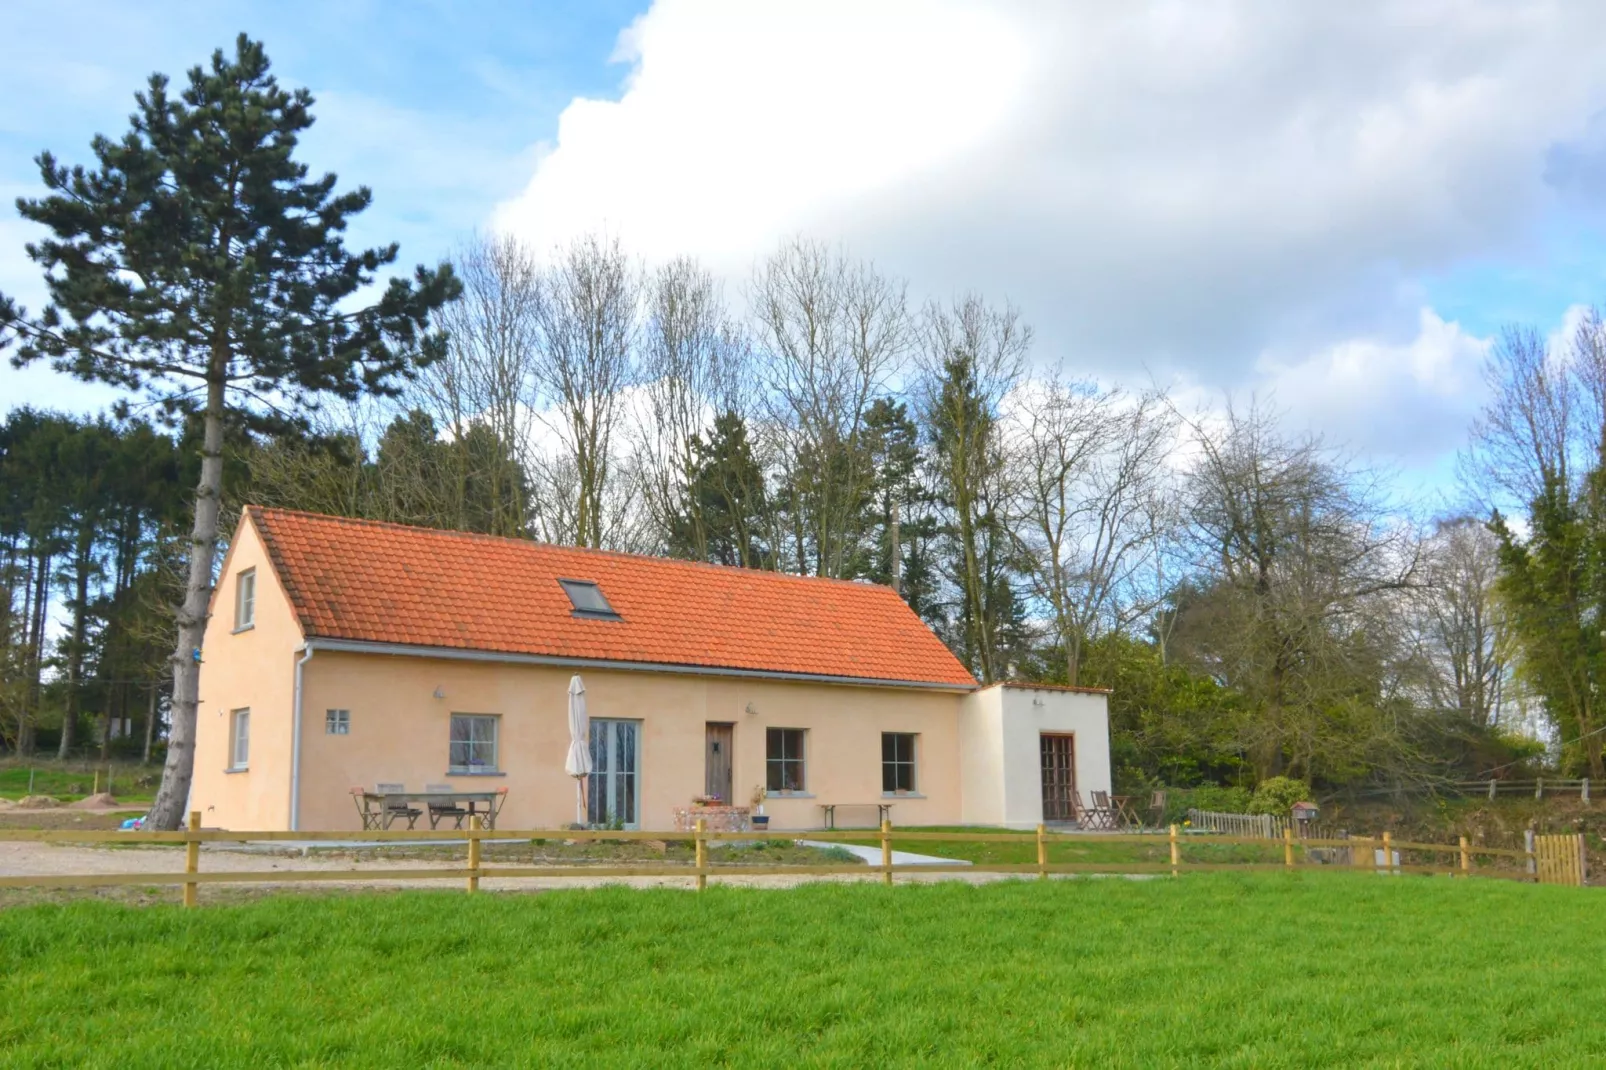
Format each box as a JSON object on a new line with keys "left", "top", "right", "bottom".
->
{"left": 750, "top": 785, "right": 769, "bottom": 830}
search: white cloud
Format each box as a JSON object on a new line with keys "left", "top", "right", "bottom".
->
{"left": 495, "top": 0, "right": 1606, "bottom": 390}
{"left": 1239, "top": 308, "right": 1491, "bottom": 463}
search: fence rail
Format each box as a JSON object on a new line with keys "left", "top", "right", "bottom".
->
{"left": 0, "top": 815, "right": 1585, "bottom": 903}
{"left": 1449, "top": 778, "right": 1592, "bottom": 802}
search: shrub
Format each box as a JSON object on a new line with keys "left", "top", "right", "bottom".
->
{"left": 1247, "top": 777, "right": 1310, "bottom": 816}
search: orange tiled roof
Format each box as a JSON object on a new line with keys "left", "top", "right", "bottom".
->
{"left": 246, "top": 507, "right": 977, "bottom": 689}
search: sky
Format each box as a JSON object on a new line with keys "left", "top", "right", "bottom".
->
{"left": 7, "top": 0, "right": 1606, "bottom": 504}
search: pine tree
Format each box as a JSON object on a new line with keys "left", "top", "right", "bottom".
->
{"left": 0, "top": 36, "right": 460, "bottom": 826}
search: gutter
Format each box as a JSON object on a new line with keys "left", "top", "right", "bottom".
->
{"left": 299, "top": 637, "right": 976, "bottom": 693}
{"left": 290, "top": 645, "right": 314, "bottom": 831}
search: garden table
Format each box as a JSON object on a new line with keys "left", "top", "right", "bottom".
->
{"left": 353, "top": 789, "right": 507, "bottom": 831}
{"left": 819, "top": 803, "right": 893, "bottom": 829}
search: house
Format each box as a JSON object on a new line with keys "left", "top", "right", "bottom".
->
{"left": 192, "top": 508, "right": 1112, "bottom": 831}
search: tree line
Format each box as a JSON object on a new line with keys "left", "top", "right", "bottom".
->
{"left": 0, "top": 35, "right": 1585, "bottom": 825}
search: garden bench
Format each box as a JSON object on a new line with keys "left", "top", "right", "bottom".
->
{"left": 819, "top": 802, "right": 893, "bottom": 829}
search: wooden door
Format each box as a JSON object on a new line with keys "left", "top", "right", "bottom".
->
{"left": 1040, "top": 733, "right": 1076, "bottom": 822}
{"left": 705, "top": 723, "right": 734, "bottom": 803}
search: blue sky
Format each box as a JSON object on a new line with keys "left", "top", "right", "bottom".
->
{"left": 7, "top": 1, "right": 1606, "bottom": 502}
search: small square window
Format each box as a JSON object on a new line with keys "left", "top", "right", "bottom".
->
{"left": 559, "top": 578, "right": 620, "bottom": 619}
{"left": 325, "top": 709, "right": 350, "bottom": 735}
{"left": 234, "top": 569, "right": 256, "bottom": 630}
{"left": 449, "top": 714, "right": 500, "bottom": 773}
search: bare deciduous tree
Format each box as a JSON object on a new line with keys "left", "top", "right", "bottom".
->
{"left": 751, "top": 238, "right": 909, "bottom": 577}
{"left": 1410, "top": 516, "right": 1507, "bottom": 727}
{"left": 1012, "top": 378, "right": 1176, "bottom": 685}
{"left": 530, "top": 233, "right": 640, "bottom": 549}
{"left": 422, "top": 234, "right": 542, "bottom": 537}
{"left": 634, "top": 257, "right": 750, "bottom": 557}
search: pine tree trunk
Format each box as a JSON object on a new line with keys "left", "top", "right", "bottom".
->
{"left": 149, "top": 370, "right": 226, "bottom": 829}
{"left": 56, "top": 526, "right": 94, "bottom": 759}
{"left": 142, "top": 683, "right": 157, "bottom": 765}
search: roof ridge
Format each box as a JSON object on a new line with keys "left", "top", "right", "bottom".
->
{"left": 247, "top": 506, "right": 906, "bottom": 594}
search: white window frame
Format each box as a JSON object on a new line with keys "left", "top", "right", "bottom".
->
{"left": 234, "top": 569, "right": 256, "bottom": 631}
{"left": 228, "top": 708, "right": 250, "bottom": 770}
{"left": 325, "top": 709, "right": 350, "bottom": 735}
{"left": 448, "top": 714, "right": 500, "bottom": 774}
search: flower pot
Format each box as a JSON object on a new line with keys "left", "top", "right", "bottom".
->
{"left": 752, "top": 814, "right": 770, "bottom": 830}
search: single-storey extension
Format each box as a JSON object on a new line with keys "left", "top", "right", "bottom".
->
{"left": 192, "top": 508, "right": 1111, "bottom": 831}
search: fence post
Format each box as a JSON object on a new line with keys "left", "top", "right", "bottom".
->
{"left": 1458, "top": 835, "right": 1470, "bottom": 878}
{"left": 1036, "top": 823, "right": 1047, "bottom": 881}
{"left": 183, "top": 810, "right": 200, "bottom": 908}
{"left": 466, "top": 814, "right": 482, "bottom": 895}
{"left": 1535, "top": 778, "right": 1544, "bottom": 801}
{"left": 880, "top": 818, "right": 893, "bottom": 887}
{"left": 1282, "top": 826, "right": 1294, "bottom": 869}
{"left": 1488, "top": 779, "right": 1496, "bottom": 801}
{"left": 1169, "top": 823, "right": 1180, "bottom": 877}
{"left": 1577, "top": 833, "right": 1588, "bottom": 887}
{"left": 1584, "top": 778, "right": 1591, "bottom": 805}
{"left": 1381, "top": 831, "right": 1393, "bottom": 876}
{"left": 1349, "top": 833, "right": 1367, "bottom": 871}
{"left": 1524, "top": 829, "right": 1536, "bottom": 881}
{"left": 695, "top": 818, "right": 708, "bottom": 892}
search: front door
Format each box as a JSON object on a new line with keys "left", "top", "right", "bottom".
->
{"left": 588, "top": 719, "right": 640, "bottom": 827}
{"left": 705, "top": 723, "right": 734, "bottom": 803}
{"left": 1040, "top": 733, "right": 1077, "bottom": 822}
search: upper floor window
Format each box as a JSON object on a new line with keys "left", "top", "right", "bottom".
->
{"left": 558, "top": 578, "right": 620, "bottom": 620}
{"left": 229, "top": 708, "right": 250, "bottom": 770}
{"left": 234, "top": 569, "right": 256, "bottom": 631}
{"left": 325, "top": 709, "right": 350, "bottom": 735}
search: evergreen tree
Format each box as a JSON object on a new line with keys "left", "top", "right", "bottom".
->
{"left": 670, "top": 412, "right": 770, "bottom": 568}
{"left": 0, "top": 36, "right": 460, "bottom": 826}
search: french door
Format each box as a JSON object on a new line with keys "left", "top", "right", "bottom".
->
{"left": 1040, "top": 733, "right": 1077, "bottom": 822}
{"left": 588, "top": 719, "right": 641, "bottom": 828}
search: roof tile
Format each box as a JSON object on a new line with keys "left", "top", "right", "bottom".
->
{"left": 247, "top": 508, "right": 977, "bottom": 689}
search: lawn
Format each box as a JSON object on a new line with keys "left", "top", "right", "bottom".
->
{"left": 0, "top": 759, "right": 157, "bottom": 803}
{"left": 0, "top": 874, "right": 1599, "bottom": 1067}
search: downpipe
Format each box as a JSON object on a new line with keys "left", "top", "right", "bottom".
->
{"left": 290, "top": 645, "right": 314, "bottom": 831}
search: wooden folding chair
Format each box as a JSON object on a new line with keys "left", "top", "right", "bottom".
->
{"left": 376, "top": 783, "right": 422, "bottom": 830}
{"left": 351, "top": 787, "right": 382, "bottom": 832}
{"left": 424, "top": 783, "right": 469, "bottom": 830}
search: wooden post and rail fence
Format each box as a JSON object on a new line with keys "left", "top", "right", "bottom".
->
{"left": 0, "top": 816, "right": 1587, "bottom": 906}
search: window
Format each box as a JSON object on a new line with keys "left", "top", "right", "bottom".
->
{"left": 325, "top": 709, "right": 350, "bottom": 735}
{"left": 766, "top": 728, "right": 806, "bottom": 793}
{"left": 234, "top": 569, "right": 256, "bottom": 630}
{"left": 228, "top": 708, "right": 250, "bottom": 770}
{"left": 558, "top": 578, "right": 620, "bottom": 620}
{"left": 449, "top": 714, "right": 499, "bottom": 773}
{"left": 883, "top": 732, "right": 917, "bottom": 793}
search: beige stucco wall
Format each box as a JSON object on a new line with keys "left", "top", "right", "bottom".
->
{"left": 284, "top": 651, "right": 967, "bottom": 832}
{"left": 957, "top": 686, "right": 1006, "bottom": 825}
{"left": 191, "top": 518, "right": 304, "bottom": 829}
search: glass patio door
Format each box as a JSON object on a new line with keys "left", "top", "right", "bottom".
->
{"left": 588, "top": 719, "right": 640, "bottom": 827}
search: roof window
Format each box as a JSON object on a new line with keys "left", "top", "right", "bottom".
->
{"left": 559, "top": 578, "right": 620, "bottom": 620}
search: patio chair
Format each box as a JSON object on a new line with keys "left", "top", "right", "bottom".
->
{"left": 1147, "top": 790, "right": 1168, "bottom": 827}
{"left": 351, "top": 787, "right": 383, "bottom": 831}
{"left": 424, "top": 783, "right": 469, "bottom": 830}
{"left": 1078, "top": 791, "right": 1115, "bottom": 831}
{"left": 375, "top": 783, "right": 422, "bottom": 830}
{"left": 474, "top": 786, "right": 509, "bottom": 830}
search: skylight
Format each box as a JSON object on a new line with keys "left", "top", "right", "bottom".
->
{"left": 559, "top": 578, "right": 620, "bottom": 620}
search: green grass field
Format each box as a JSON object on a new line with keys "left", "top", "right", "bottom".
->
{"left": 0, "top": 874, "right": 1599, "bottom": 1068}
{"left": 0, "top": 760, "right": 156, "bottom": 803}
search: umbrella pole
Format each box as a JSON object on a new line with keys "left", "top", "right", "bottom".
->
{"left": 575, "top": 778, "right": 586, "bottom": 827}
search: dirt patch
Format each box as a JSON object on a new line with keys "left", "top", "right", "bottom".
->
{"left": 0, "top": 810, "right": 146, "bottom": 831}
{"left": 14, "top": 796, "right": 62, "bottom": 809}
{"left": 68, "top": 793, "right": 124, "bottom": 810}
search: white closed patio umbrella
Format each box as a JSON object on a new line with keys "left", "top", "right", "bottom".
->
{"left": 565, "top": 674, "right": 593, "bottom": 826}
